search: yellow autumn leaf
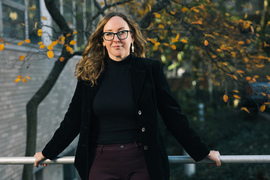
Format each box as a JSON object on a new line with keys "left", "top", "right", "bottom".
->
{"left": 21, "top": 23, "right": 25, "bottom": 26}
{"left": 100, "top": 2, "right": 104, "bottom": 5}
{"left": 15, "top": 78, "right": 21, "bottom": 83}
{"left": 153, "top": 12, "right": 161, "bottom": 18}
{"left": 255, "top": 10, "right": 260, "bottom": 15}
{"left": 66, "top": 33, "right": 71, "bottom": 37}
{"left": 225, "top": 13, "right": 230, "bottom": 16}
{"left": 60, "top": 57, "right": 65, "bottom": 62}
{"left": 264, "top": 102, "right": 270, "bottom": 105}
{"left": 0, "top": 44, "right": 4, "bottom": 51}
{"left": 38, "top": 41, "right": 43, "bottom": 45}
{"left": 266, "top": 75, "right": 270, "bottom": 81}
{"left": 238, "top": 41, "right": 245, "bottom": 45}
{"left": 159, "top": 24, "right": 164, "bottom": 29}
{"left": 40, "top": 44, "right": 45, "bottom": 49}
{"left": 205, "top": 34, "right": 216, "bottom": 39}
{"left": 147, "top": 4, "right": 152, "bottom": 12}
{"left": 261, "top": 92, "right": 266, "bottom": 96}
{"left": 245, "top": 13, "right": 248, "bottom": 19}
{"left": 172, "top": 34, "right": 179, "bottom": 42}
{"left": 192, "top": 8, "right": 199, "bottom": 13}
{"left": 204, "top": 40, "right": 209, "bottom": 46}
{"left": 260, "top": 105, "right": 266, "bottom": 112}
{"left": 256, "top": 64, "right": 265, "bottom": 68}
{"left": 154, "top": 42, "right": 160, "bottom": 47}
{"left": 147, "top": 37, "right": 157, "bottom": 44}
{"left": 61, "top": 36, "right": 66, "bottom": 41}
{"left": 51, "top": 41, "right": 58, "bottom": 46}
{"left": 47, "top": 51, "right": 54, "bottom": 58}
{"left": 170, "top": 45, "right": 176, "bottom": 50}
{"left": 70, "top": 40, "right": 77, "bottom": 45}
{"left": 253, "top": 75, "right": 259, "bottom": 79}
{"left": 19, "top": 55, "right": 25, "bottom": 61}
{"left": 217, "top": 49, "right": 222, "bottom": 52}
{"left": 180, "top": 39, "right": 188, "bottom": 43}
{"left": 181, "top": 7, "right": 189, "bottom": 12}
{"left": 5, "top": 42, "right": 10, "bottom": 45}
{"left": 234, "top": 95, "right": 241, "bottom": 99}
{"left": 233, "top": 90, "right": 239, "bottom": 93}
{"left": 170, "top": 11, "right": 175, "bottom": 15}
{"left": 232, "top": 75, "right": 238, "bottom": 80}
{"left": 241, "top": 107, "right": 250, "bottom": 113}
{"left": 246, "top": 76, "right": 251, "bottom": 81}
{"left": 247, "top": 39, "right": 251, "bottom": 44}
{"left": 17, "top": 75, "right": 22, "bottom": 79}
{"left": 41, "top": 16, "right": 47, "bottom": 20}
{"left": 25, "top": 76, "right": 31, "bottom": 79}
{"left": 37, "top": 29, "right": 43, "bottom": 36}
{"left": 223, "top": 94, "right": 228, "bottom": 102}
{"left": 73, "top": 31, "right": 78, "bottom": 34}
{"left": 22, "top": 78, "right": 27, "bottom": 83}
{"left": 18, "top": 41, "right": 24, "bottom": 46}
{"left": 29, "top": 6, "right": 36, "bottom": 10}
{"left": 237, "top": 70, "right": 245, "bottom": 74}
{"left": 25, "top": 39, "right": 31, "bottom": 43}
{"left": 66, "top": 46, "right": 74, "bottom": 54}
{"left": 163, "top": 43, "right": 169, "bottom": 46}
{"left": 47, "top": 45, "right": 53, "bottom": 51}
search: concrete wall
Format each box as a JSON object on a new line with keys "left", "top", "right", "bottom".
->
{"left": 0, "top": 46, "right": 80, "bottom": 180}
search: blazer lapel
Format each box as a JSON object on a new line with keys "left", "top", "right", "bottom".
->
{"left": 129, "top": 55, "right": 146, "bottom": 106}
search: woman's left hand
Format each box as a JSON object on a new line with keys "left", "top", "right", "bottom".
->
{"left": 206, "top": 150, "right": 221, "bottom": 166}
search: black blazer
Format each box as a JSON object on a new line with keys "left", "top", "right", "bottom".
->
{"left": 42, "top": 55, "right": 210, "bottom": 180}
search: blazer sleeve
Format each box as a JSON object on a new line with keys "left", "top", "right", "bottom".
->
{"left": 42, "top": 80, "right": 83, "bottom": 160}
{"left": 154, "top": 60, "right": 210, "bottom": 162}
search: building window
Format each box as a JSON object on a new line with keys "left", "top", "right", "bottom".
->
{"left": 2, "top": 1, "right": 25, "bottom": 39}
{"left": 28, "top": 0, "right": 41, "bottom": 44}
{"left": 1, "top": 0, "right": 41, "bottom": 43}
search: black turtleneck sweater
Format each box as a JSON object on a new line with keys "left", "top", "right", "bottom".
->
{"left": 91, "top": 55, "right": 141, "bottom": 145}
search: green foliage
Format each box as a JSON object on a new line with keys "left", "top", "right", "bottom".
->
{"left": 162, "top": 86, "right": 270, "bottom": 179}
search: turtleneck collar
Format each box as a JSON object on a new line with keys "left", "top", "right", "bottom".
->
{"left": 108, "top": 54, "right": 131, "bottom": 66}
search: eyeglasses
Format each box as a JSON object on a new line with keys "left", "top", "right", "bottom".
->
{"left": 102, "top": 30, "right": 131, "bottom": 41}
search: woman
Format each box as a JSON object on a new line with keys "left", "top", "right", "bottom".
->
{"left": 34, "top": 11, "right": 221, "bottom": 180}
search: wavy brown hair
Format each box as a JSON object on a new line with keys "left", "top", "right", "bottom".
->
{"left": 75, "top": 11, "right": 147, "bottom": 86}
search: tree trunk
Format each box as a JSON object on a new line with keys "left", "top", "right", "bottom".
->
{"left": 22, "top": 0, "right": 75, "bottom": 179}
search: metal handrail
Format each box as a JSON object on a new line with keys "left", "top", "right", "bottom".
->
{"left": 1, "top": 155, "right": 270, "bottom": 165}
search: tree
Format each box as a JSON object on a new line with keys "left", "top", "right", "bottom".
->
{"left": 133, "top": 0, "right": 270, "bottom": 112}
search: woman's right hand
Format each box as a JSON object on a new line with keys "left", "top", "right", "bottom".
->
{"left": 34, "top": 152, "right": 48, "bottom": 168}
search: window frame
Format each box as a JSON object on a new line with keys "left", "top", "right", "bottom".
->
{"left": 0, "top": 0, "right": 29, "bottom": 39}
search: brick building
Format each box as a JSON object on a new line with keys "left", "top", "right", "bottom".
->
{"left": 0, "top": 0, "right": 97, "bottom": 179}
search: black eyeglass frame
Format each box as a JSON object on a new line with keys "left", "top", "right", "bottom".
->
{"left": 102, "top": 30, "right": 132, "bottom": 41}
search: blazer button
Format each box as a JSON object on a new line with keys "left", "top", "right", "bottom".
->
{"left": 141, "top": 127, "right": 145, "bottom": 132}
{"left": 144, "top": 145, "right": 148, "bottom": 150}
{"left": 138, "top": 110, "right": 142, "bottom": 115}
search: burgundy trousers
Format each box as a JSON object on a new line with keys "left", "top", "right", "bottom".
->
{"left": 88, "top": 142, "right": 150, "bottom": 180}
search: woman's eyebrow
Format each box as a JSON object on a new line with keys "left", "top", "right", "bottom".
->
{"left": 104, "top": 27, "right": 125, "bottom": 32}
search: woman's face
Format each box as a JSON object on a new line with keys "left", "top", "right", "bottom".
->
{"left": 102, "top": 16, "right": 134, "bottom": 61}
